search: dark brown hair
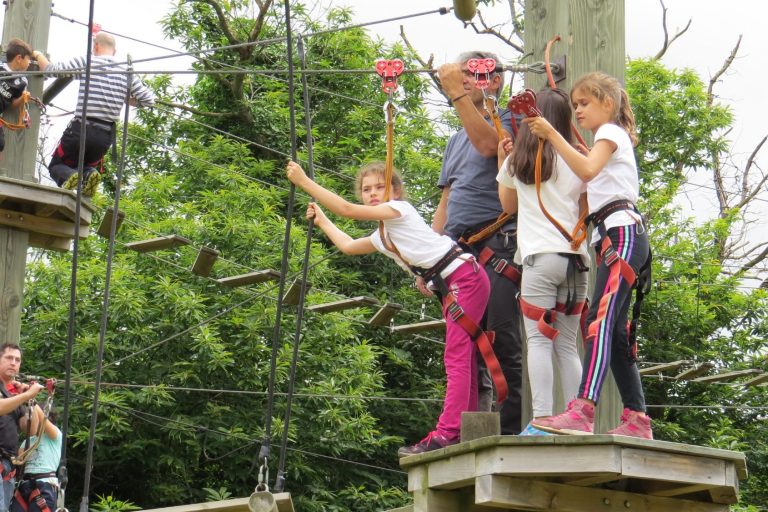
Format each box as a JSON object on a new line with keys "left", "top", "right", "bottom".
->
{"left": 5, "top": 38, "right": 33, "bottom": 62}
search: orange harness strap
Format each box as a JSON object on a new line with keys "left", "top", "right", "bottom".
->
{"left": 519, "top": 297, "right": 588, "bottom": 342}
{"left": 533, "top": 139, "right": 588, "bottom": 250}
{"left": 586, "top": 236, "right": 637, "bottom": 343}
{"left": 442, "top": 291, "right": 508, "bottom": 404}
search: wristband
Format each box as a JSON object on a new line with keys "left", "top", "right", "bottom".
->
{"left": 451, "top": 93, "right": 468, "bottom": 103}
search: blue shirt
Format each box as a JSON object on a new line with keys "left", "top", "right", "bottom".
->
{"left": 438, "top": 109, "right": 513, "bottom": 238}
{"left": 20, "top": 426, "right": 61, "bottom": 485}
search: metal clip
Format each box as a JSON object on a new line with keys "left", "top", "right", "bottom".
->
{"left": 447, "top": 301, "right": 464, "bottom": 322}
{"left": 255, "top": 462, "right": 269, "bottom": 492}
{"left": 602, "top": 245, "right": 619, "bottom": 267}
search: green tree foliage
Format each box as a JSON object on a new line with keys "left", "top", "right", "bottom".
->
{"left": 19, "top": 2, "right": 767, "bottom": 511}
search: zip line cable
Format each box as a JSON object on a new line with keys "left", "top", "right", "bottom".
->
{"left": 79, "top": 57, "right": 135, "bottom": 512}
{"left": 275, "top": 33, "right": 316, "bottom": 493}
{"left": 255, "top": 0, "right": 300, "bottom": 493}
{"left": 59, "top": 6, "right": 98, "bottom": 509}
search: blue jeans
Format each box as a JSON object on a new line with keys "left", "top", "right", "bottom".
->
{"left": 10, "top": 480, "right": 58, "bottom": 512}
{"left": 0, "top": 458, "right": 15, "bottom": 512}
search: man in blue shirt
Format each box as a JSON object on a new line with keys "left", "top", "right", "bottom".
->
{"left": 432, "top": 51, "right": 523, "bottom": 435}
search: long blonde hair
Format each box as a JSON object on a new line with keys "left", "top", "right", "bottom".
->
{"left": 571, "top": 72, "right": 638, "bottom": 147}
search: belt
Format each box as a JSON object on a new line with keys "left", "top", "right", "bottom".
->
{"left": 23, "top": 472, "right": 57, "bottom": 480}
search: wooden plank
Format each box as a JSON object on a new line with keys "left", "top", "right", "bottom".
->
{"left": 368, "top": 302, "right": 402, "bottom": 326}
{"left": 474, "top": 474, "right": 729, "bottom": 511}
{"left": 412, "top": 489, "right": 461, "bottom": 512}
{"left": 307, "top": 296, "right": 378, "bottom": 314}
{"left": 125, "top": 234, "right": 192, "bottom": 253}
{"left": 425, "top": 451, "right": 477, "bottom": 490}
{"left": 283, "top": 279, "right": 312, "bottom": 306}
{"left": 638, "top": 360, "right": 690, "bottom": 376}
{"left": 690, "top": 368, "right": 761, "bottom": 384}
{"left": 675, "top": 363, "right": 714, "bottom": 380}
{"left": 138, "top": 497, "right": 250, "bottom": 512}
{"left": 0, "top": 207, "right": 89, "bottom": 239}
{"left": 622, "top": 448, "right": 728, "bottom": 487}
{"left": 191, "top": 246, "right": 219, "bottom": 277}
{"left": 216, "top": 270, "right": 280, "bottom": 287}
{"left": 28, "top": 233, "right": 71, "bottom": 252}
{"left": 0, "top": 176, "right": 93, "bottom": 224}
{"left": 97, "top": 207, "right": 125, "bottom": 238}
{"left": 742, "top": 373, "right": 768, "bottom": 387}
{"left": 391, "top": 320, "right": 445, "bottom": 335}
{"left": 0, "top": 228, "right": 28, "bottom": 344}
{"left": 274, "top": 492, "right": 294, "bottom": 512}
{"left": 475, "top": 442, "right": 623, "bottom": 477}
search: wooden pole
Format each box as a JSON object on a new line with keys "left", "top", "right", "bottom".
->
{"left": 0, "top": 0, "right": 53, "bottom": 344}
{"left": 524, "top": 0, "right": 626, "bottom": 433}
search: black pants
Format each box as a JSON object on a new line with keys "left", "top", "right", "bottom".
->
{"left": 48, "top": 118, "right": 113, "bottom": 186}
{"left": 461, "top": 221, "right": 524, "bottom": 434}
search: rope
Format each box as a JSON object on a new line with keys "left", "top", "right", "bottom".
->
{"left": 543, "top": 35, "right": 587, "bottom": 148}
{"left": 58, "top": 6, "right": 99, "bottom": 505}
{"left": 0, "top": 92, "right": 35, "bottom": 130}
{"left": 274, "top": 32, "right": 316, "bottom": 494}
{"left": 79, "top": 54, "right": 134, "bottom": 512}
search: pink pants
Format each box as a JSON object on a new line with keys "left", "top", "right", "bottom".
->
{"left": 435, "top": 260, "right": 490, "bottom": 439}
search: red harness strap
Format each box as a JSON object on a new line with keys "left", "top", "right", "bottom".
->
{"left": 477, "top": 246, "right": 521, "bottom": 285}
{"left": 13, "top": 486, "right": 51, "bottom": 512}
{"left": 587, "top": 237, "right": 637, "bottom": 343}
{"left": 1, "top": 465, "right": 15, "bottom": 482}
{"left": 519, "top": 298, "right": 588, "bottom": 342}
{"left": 442, "top": 293, "right": 508, "bottom": 404}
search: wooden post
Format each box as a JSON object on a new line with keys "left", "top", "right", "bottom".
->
{"left": 524, "top": 0, "right": 626, "bottom": 433}
{"left": 0, "top": 0, "right": 53, "bottom": 344}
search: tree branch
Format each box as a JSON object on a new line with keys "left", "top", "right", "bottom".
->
{"left": 248, "top": 0, "right": 274, "bottom": 50}
{"left": 194, "top": 0, "right": 241, "bottom": 49}
{"left": 735, "top": 135, "right": 768, "bottom": 208}
{"left": 653, "top": 0, "right": 691, "bottom": 60}
{"left": 399, "top": 26, "right": 443, "bottom": 101}
{"left": 707, "top": 35, "right": 741, "bottom": 103}
{"left": 468, "top": 10, "right": 524, "bottom": 54}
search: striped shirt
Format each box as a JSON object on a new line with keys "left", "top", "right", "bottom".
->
{"left": 44, "top": 55, "right": 155, "bottom": 122}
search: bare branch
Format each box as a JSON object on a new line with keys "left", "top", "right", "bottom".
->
{"left": 735, "top": 135, "right": 768, "bottom": 207}
{"left": 399, "top": 26, "right": 444, "bottom": 101}
{"left": 653, "top": 0, "right": 691, "bottom": 60}
{"left": 468, "top": 10, "right": 524, "bottom": 54}
{"left": 707, "top": 35, "right": 742, "bottom": 103}
{"left": 740, "top": 244, "right": 768, "bottom": 274}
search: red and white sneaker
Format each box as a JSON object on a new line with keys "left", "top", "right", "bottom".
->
{"left": 608, "top": 409, "right": 653, "bottom": 439}
{"left": 532, "top": 399, "right": 595, "bottom": 435}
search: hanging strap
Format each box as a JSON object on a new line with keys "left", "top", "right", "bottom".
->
{"left": 431, "top": 275, "right": 508, "bottom": 404}
{"left": 477, "top": 246, "right": 521, "bottom": 285}
{"left": 587, "top": 237, "right": 638, "bottom": 349}
{"left": 0, "top": 91, "right": 38, "bottom": 131}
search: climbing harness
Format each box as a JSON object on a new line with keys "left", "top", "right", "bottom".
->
{"left": 0, "top": 92, "right": 45, "bottom": 131}
{"left": 586, "top": 201, "right": 652, "bottom": 359}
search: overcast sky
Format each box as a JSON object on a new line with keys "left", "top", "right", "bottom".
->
{"left": 3, "top": 0, "right": 766, "bottom": 261}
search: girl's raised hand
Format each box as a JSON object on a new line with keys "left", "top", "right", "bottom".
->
{"left": 306, "top": 202, "right": 327, "bottom": 226}
{"left": 522, "top": 116, "right": 554, "bottom": 140}
{"left": 286, "top": 160, "right": 308, "bottom": 186}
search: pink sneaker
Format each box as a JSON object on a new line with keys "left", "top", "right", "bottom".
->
{"left": 608, "top": 409, "right": 653, "bottom": 439}
{"left": 531, "top": 399, "right": 594, "bottom": 435}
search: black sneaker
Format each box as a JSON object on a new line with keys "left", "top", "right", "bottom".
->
{"left": 398, "top": 431, "right": 458, "bottom": 457}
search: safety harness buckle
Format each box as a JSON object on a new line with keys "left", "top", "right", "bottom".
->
{"left": 446, "top": 301, "right": 464, "bottom": 322}
{"left": 603, "top": 245, "right": 619, "bottom": 267}
{"left": 492, "top": 257, "right": 509, "bottom": 275}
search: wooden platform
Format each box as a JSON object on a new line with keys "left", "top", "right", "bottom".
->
{"left": 0, "top": 176, "right": 93, "bottom": 251}
{"left": 392, "top": 435, "right": 747, "bottom": 512}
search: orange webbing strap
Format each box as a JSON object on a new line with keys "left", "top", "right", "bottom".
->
{"left": 477, "top": 246, "right": 521, "bottom": 285}
{"left": 586, "top": 237, "right": 637, "bottom": 342}
{"left": 533, "top": 139, "right": 588, "bottom": 250}
{"left": 443, "top": 293, "right": 508, "bottom": 403}
{"left": 519, "top": 297, "right": 588, "bottom": 342}
{"left": 483, "top": 95, "right": 505, "bottom": 140}
{"left": 0, "top": 92, "right": 32, "bottom": 131}
{"left": 460, "top": 212, "right": 511, "bottom": 246}
{"left": 13, "top": 486, "right": 52, "bottom": 512}
{"left": 544, "top": 35, "right": 587, "bottom": 149}
{"left": 378, "top": 100, "right": 399, "bottom": 255}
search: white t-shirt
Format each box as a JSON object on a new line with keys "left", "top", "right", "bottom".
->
{"left": 588, "top": 123, "right": 642, "bottom": 242}
{"left": 497, "top": 155, "right": 588, "bottom": 261}
{"left": 369, "top": 200, "right": 464, "bottom": 279}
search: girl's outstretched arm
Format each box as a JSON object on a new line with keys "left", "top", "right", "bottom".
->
{"left": 523, "top": 118, "right": 616, "bottom": 182}
{"left": 286, "top": 161, "right": 401, "bottom": 221}
{"left": 307, "top": 203, "right": 376, "bottom": 256}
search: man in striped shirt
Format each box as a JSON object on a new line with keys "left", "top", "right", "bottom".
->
{"left": 34, "top": 32, "right": 155, "bottom": 196}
